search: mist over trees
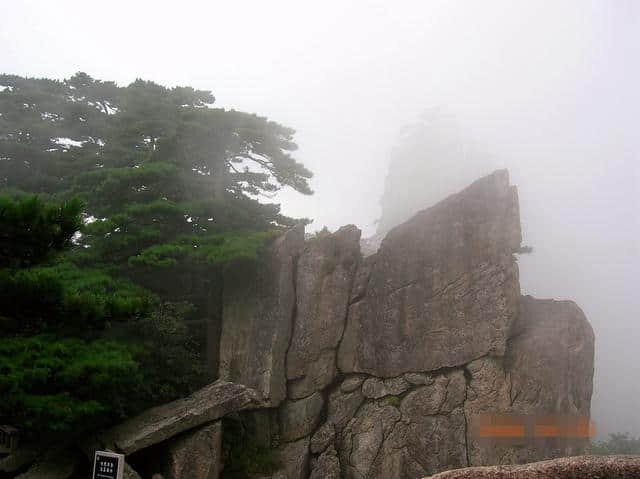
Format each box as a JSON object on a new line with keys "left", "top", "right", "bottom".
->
{"left": 0, "top": 72, "right": 313, "bottom": 440}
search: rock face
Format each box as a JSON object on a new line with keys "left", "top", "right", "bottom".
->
{"left": 423, "top": 455, "right": 640, "bottom": 479}
{"left": 163, "top": 422, "right": 222, "bottom": 479}
{"left": 464, "top": 296, "right": 595, "bottom": 466}
{"left": 213, "top": 170, "right": 595, "bottom": 478}
{"left": 338, "top": 170, "right": 522, "bottom": 377}
{"left": 219, "top": 225, "right": 304, "bottom": 407}
{"left": 286, "top": 225, "right": 361, "bottom": 399}
{"left": 279, "top": 392, "right": 325, "bottom": 443}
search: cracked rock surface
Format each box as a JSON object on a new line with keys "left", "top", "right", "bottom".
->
{"left": 216, "top": 170, "right": 595, "bottom": 479}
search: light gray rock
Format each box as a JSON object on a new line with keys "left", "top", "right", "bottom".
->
{"left": 404, "top": 372, "right": 435, "bottom": 386}
{"left": 464, "top": 296, "right": 595, "bottom": 466}
{"left": 423, "top": 455, "right": 640, "bottom": 479}
{"left": 340, "top": 375, "right": 366, "bottom": 393}
{"left": 338, "top": 170, "right": 522, "bottom": 377}
{"left": 508, "top": 296, "right": 595, "bottom": 418}
{"left": 309, "top": 446, "right": 341, "bottom": 479}
{"left": 279, "top": 392, "right": 324, "bottom": 443}
{"left": 362, "top": 376, "right": 410, "bottom": 399}
{"left": 326, "top": 386, "right": 365, "bottom": 433}
{"left": 286, "top": 225, "right": 361, "bottom": 399}
{"left": 403, "top": 407, "right": 468, "bottom": 476}
{"left": 277, "top": 436, "right": 310, "bottom": 479}
{"left": 219, "top": 225, "right": 304, "bottom": 406}
{"left": 334, "top": 371, "right": 469, "bottom": 479}
{"left": 163, "top": 421, "right": 222, "bottom": 479}
{"left": 400, "top": 371, "right": 466, "bottom": 418}
{"left": 338, "top": 401, "right": 402, "bottom": 478}
{"left": 90, "top": 381, "right": 260, "bottom": 455}
{"left": 310, "top": 422, "right": 335, "bottom": 454}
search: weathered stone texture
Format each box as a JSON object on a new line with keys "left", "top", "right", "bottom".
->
{"left": 279, "top": 392, "right": 325, "bottom": 443}
{"left": 326, "top": 385, "right": 365, "bottom": 434}
{"left": 423, "top": 455, "right": 640, "bottom": 479}
{"left": 340, "top": 374, "right": 366, "bottom": 393}
{"left": 277, "top": 437, "right": 310, "bottom": 479}
{"left": 508, "top": 296, "right": 594, "bottom": 418}
{"left": 219, "top": 225, "right": 304, "bottom": 406}
{"left": 163, "top": 421, "right": 222, "bottom": 479}
{"left": 361, "top": 376, "right": 410, "bottom": 399}
{"left": 334, "top": 371, "right": 469, "bottom": 479}
{"left": 286, "top": 225, "right": 361, "bottom": 399}
{"left": 309, "top": 447, "right": 341, "bottom": 479}
{"left": 464, "top": 296, "right": 595, "bottom": 466}
{"left": 310, "top": 422, "right": 336, "bottom": 454}
{"left": 338, "top": 170, "right": 522, "bottom": 377}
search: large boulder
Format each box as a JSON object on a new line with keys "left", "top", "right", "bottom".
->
{"left": 89, "top": 381, "right": 260, "bottom": 455}
{"left": 507, "top": 296, "right": 595, "bottom": 419}
{"left": 423, "top": 455, "right": 640, "bottom": 478}
{"left": 219, "top": 225, "right": 304, "bottom": 406}
{"left": 338, "top": 170, "right": 522, "bottom": 377}
{"left": 286, "top": 225, "right": 361, "bottom": 399}
{"left": 465, "top": 296, "right": 595, "bottom": 465}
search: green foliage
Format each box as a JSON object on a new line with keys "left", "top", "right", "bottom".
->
{"left": 0, "top": 195, "right": 83, "bottom": 268}
{"left": 106, "top": 302, "right": 207, "bottom": 407}
{"left": 591, "top": 433, "right": 640, "bottom": 455}
{"left": 0, "top": 335, "right": 141, "bottom": 436}
{"left": 0, "top": 72, "right": 313, "bottom": 442}
{"left": 0, "top": 261, "right": 152, "bottom": 333}
{"left": 382, "top": 395, "right": 402, "bottom": 408}
{"left": 128, "top": 231, "right": 279, "bottom": 268}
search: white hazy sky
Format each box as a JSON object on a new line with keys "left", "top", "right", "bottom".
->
{"left": 2, "top": 0, "right": 638, "bottom": 439}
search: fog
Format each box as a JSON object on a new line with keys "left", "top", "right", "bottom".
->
{"left": 2, "top": 0, "right": 637, "bottom": 439}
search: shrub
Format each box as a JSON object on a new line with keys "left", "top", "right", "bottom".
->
{"left": 0, "top": 335, "right": 141, "bottom": 437}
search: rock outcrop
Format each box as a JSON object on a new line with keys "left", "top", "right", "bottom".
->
{"left": 464, "top": 296, "right": 595, "bottom": 466}
{"left": 12, "top": 170, "right": 594, "bottom": 479}
{"left": 219, "top": 225, "right": 304, "bottom": 407}
{"left": 423, "top": 455, "right": 640, "bottom": 478}
{"left": 338, "top": 170, "right": 521, "bottom": 377}
{"left": 286, "top": 225, "right": 361, "bottom": 399}
{"left": 215, "top": 170, "right": 595, "bottom": 479}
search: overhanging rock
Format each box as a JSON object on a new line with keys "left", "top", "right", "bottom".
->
{"left": 86, "top": 380, "right": 261, "bottom": 456}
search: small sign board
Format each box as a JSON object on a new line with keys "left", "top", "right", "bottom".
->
{"left": 92, "top": 450, "right": 124, "bottom": 479}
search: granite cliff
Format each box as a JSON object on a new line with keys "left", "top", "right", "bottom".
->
{"left": 217, "top": 170, "right": 595, "bottom": 478}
